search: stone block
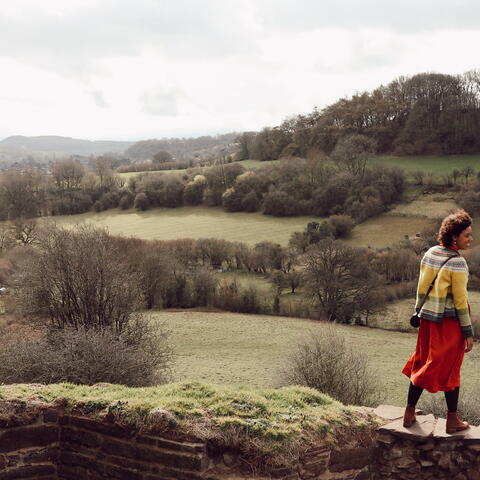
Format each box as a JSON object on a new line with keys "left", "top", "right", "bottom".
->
{"left": 394, "top": 456, "right": 417, "bottom": 469}
{"left": 376, "top": 432, "right": 396, "bottom": 445}
{"left": 135, "top": 446, "right": 207, "bottom": 471}
{"left": 417, "top": 440, "right": 435, "bottom": 450}
{"left": 138, "top": 435, "right": 206, "bottom": 454}
{"left": 0, "top": 464, "right": 56, "bottom": 479}
{"left": 150, "top": 466, "right": 207, "bottom": 480}
{"left": 101, "top": 437, "right": 137, "bottom": 458}
{"left": 0, "top": 425, "right": 58, "bottom": 452}
{"left": 60, "top": 426, "right": 102, "bottom": 449}
{"left": 329, "top": 446, "right": 373, "bottom": 472}
{"left": 373, "top": 404, "right": 422, "bottom": 421}
{"left": 23, "top": 446, "right": 59, "bottom": 464}
{"left": 433, "top": 418, "right": 480, "bottom": 442}
{"left": 59, "top": 450, "right": 104, "bottom": 475}
{"left": 57, "top": 464, "right": 103, "bottom": 480}
{"left": 66, "top": 415, "right": 132, "bottom": 439}
{"left": 42, "top": 409, "right": 59, "bottom": 424}
{"left": 354, "top": 472, "right": 370, "bottom": 480}
{"left": 378, "top": 414, "right": 435, "bottom": 441}
{"left": 104, "top": 454, "right": 151, "bottom": 472}
{"left": 102, "top": 462, "right": 144, "bottom": 480}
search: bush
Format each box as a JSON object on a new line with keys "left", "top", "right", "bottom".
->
{"left": 0, "top": 318, "right": 173, "bottom": 386}
{"left": 329, "top": 215, "right": 355, "bottom": 238}
{"left": 212, "top": 280, "right": 267, "bottom": 314}
{"left": 282, "top": 325, "right": 384, "bottom": 406}
{"left": 13, "top": 225, "right": 143, "bottom": 334}
{"left": 134, "top": 192, "right": 150, "bottom": 210}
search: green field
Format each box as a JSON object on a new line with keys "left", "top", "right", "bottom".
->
{"left": 157, "top": 310, "right": 480, "bottom": 406}
{"left": 117, "top": 159, "right": 278, "bottom": 180}
{"left": 345, "top": 214, "right": 432, "bottom": 249}
{"left": 118, "top": 168, "right": 190, "bottom": 180}
{"left": 343, "top": 192, "right": 467, "bottom": 249}
{"left": 47, "top": 207, "right": 322, "bottom": 246}
{"left": 375, "top": 154, "right": 480, "bottom": 174}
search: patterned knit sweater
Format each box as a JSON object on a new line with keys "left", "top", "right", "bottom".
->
{"left": 416, "top": 245, "right": 473, "bottom": 338}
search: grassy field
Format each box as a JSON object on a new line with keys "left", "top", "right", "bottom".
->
{"left": 157, "top": 310, "right": 480, "bottom": 407}
{"left": 374, "top": 154, "right": 480, "bottom": 174}
{"left": 344, "top": 214, "right": 432, "bottom": 249}
{"left": 117, "top": 159, "right": 278, "bottom": 180}
{"left": 118, "top": 168, "right": 190, "bottom": 180}
{"left": 344, "top": 192, "right": 468, "bottom": 249}
{"left": 46, "top": 207, "right": 322, "bottom": 246}
{"left": 369, "top": 291, "right": 480, "bottom": 332}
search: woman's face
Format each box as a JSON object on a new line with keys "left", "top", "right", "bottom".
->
{"left": 453, "top": 226, "right": 473, "bottom": 250}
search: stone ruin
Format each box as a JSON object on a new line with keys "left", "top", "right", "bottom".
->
{"left": 1, "top": 401, "right": 480, "bottom": 479}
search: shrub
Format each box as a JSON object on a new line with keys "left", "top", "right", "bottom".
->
{"left": 241, "top": 190, "right": 260, "bottom": 212}
{"left": 282, "top": 325, "right": 384, "bottom": 406}
{"left": 134, "top": 192, "right": 150, "bottom": 210}
{"left": 0, "top": 319, "right": 173, "bottom": 386}
{"left": 119, "top": 194, "right": 133, "bottom": 209}
{"left": 190, "top": 268, "right": 218, "bottom": 306}
{"left": 329, "top": 215, "right": 355, "bottom": 238}
{"left": 212, "top": 280, "right": 267, "bottom": 314}
{"left": 12, "top": 225, "right": 144, "bottom": 333}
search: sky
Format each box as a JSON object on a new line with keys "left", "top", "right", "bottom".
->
{"left": 0, "top": 0, "right": 479, "bottom": 141}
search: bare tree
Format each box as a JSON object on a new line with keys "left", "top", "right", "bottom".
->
{"left": 303, "top": 239, "right": 381, "bottom": 323}
{"left": 331, "top": 134, "right": 376, "bottom": 178}
{"left": 52, "top": 159, "right": 85, "bottom": 193}
{"left": 13, "top": 225, "right": 144, "bottom": 333}
{"left": 462, "top": 165, "right": 475, "bottom": 184}
{"left": 10, "top": 218, "right": 40, "bottom": 246}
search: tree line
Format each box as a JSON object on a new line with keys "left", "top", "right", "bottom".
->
{"left": 0, "top": 135, "right": 406, "bottom": 222}
{"left": 237, "top": 71, "right": 480, "bottom": 160}
{"left": 0, "top": 221, "right": 444, "bottom": 324}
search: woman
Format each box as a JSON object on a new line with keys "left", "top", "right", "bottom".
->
{"left": 402, "top": 209, "right": 474, "bottom": 434}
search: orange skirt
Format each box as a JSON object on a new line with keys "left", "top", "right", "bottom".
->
{"left": 402, "top": 317, "right": 465, "bottom": 393}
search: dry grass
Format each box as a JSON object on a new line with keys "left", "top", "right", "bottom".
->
{"left": 344, "top": 214, "right": 433, "bottom": 249}
{"left": 45, "top": 207, "right": 323, "bottom": 246}
{"left": 388, "top": 194, "right": 458, "bottom": 219}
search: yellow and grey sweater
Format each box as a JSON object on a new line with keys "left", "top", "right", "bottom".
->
{"left": 416, "top": 245, "right": 473, "bottom": 338}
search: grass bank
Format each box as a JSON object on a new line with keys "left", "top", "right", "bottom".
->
{"left": 0, "top": 381, "right": 377, "bottom": 467}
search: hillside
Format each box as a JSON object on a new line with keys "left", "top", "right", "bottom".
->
{"left": 125, "top": 133, "right": 238, "bottom": 161}
{"left": 0, "top": 135, "right": 133, "bottom": 160}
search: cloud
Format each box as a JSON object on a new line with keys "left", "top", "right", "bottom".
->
{"left": 140, "top": 89, "right": 179, "bottom": 116}
{"left": 256, "top": 0, "right": 480, "bottom": 34}
{"left": 0, "top": 1, "right": 479, "bottom": 140}
{"left": 89, "top": 90, "right": 109, "bottom": 108}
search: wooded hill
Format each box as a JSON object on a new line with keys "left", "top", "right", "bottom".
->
{"left": 237, "top": 71, "right": 480, "bottom": 161}
{"left": 125, "top": 132, "right": 238, "bottom": 161}
{"left": 0, "top": 135, "right": 132, "bottom": 156}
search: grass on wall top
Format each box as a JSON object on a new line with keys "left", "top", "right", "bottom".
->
{"left": 0, "top": 381, "right": 377, "bottom": 467}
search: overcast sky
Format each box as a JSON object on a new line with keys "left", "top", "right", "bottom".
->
{"left": 0, "top": 0, "right": 479, "bottom": 141}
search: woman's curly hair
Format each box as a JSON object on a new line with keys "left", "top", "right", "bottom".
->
{"left": 437, "top": 209, "right": 472, "bottom": 247}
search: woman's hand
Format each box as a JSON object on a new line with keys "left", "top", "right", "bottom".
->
{"left": 465, "top": 337, "right": 474, "bottom": 353}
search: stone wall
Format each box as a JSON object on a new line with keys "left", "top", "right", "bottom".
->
{"left": 0, "top": 400, "right": 373, "bottom": 480}
{"left": 2, "top": 400, "right": 479, "bottom": 480}
{"left": 0, "top": 401, "right": 59, "bottom": 480}
{"left": 374, "top": 408, "right": 480, "bottom": 480}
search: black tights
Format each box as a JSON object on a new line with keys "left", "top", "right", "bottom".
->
{"left": 407, "top": 382, "right": 460, "bottom": 412}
